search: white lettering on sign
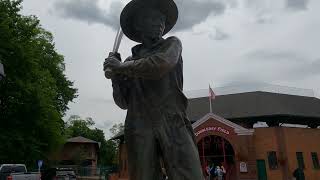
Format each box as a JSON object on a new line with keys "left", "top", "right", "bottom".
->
{"left": 195, "top": 126, "right": 230, "bottom": 136}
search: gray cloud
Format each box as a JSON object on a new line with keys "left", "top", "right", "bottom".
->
{"left": 173, "top": 0, "right": 227, "bottom": 31}
{"left": 245, "top": 50, "right": 305, "bottom": 62}
{"left": 242, "top": 0, "right": 277, "bottom": 24}
{"left": 89, "top": 97, "right": 115, "bottom": 104}
{"left": 53, "top": 0, "right": 233, "bottom": 32}
{"left": 192, "top": 26, "right": 230, "bottom": 40}
{"left": 245, "top": 0, "right": 309, "bottom": 11}
{"left": 243, "top": 0, "right": 310, "bottom": 25}
{"left": 53, "top": 0, "right": 122, "bottom": 30}
{"left": 286, "top": 0, "right": 309, "bottom": 11}
{"left": 225, "top": 50, "right": 320, "bottom": 83}
{"left": 96, "top": 121, "right": 114, "bottom": 131}
{"left": 255, "top": 14, "right": 274, "bottom": 24}
{"left": 256, "top": 18, "right": 272, "bottom": 24}
{"left": 208, "top": 27, "right": 230, "bottom": 40}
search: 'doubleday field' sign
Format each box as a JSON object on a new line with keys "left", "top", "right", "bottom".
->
{"left": 195, "top": 126, "right": 230, "bottom": 136}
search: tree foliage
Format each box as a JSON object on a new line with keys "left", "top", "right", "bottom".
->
{"left": 109, "top": 123, "right": 124, "bottom": 137}
{"left": 0, "top": 0, "right": 77, "bottom": 167}
{"left": 65, "top": 115, "right": 118, "bottom": 167}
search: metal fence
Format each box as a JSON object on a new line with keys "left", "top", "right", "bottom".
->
{"left": 58, "top": 165, "right": 118, "bottom": 180}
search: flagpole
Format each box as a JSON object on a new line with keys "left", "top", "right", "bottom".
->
{"left": 209, "top": 85, "right": 212, "bottom": 113}
{"left": 209, "top": 97, "right": 212, "bottom": 113}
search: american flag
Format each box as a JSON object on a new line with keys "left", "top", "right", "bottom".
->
{"left": 209, "top": 85, "right": 216, "bottom": 100}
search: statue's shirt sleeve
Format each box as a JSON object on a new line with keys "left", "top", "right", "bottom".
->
{"left": 122, "top": 36, "right": 182, "bottom": 79}
{"left": 111, "top": 56, "right": 132, "bottom": 110}
{"left": 111, "top": 75, "right": 129, "bottom": 110}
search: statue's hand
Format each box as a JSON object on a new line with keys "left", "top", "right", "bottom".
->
{"left": 104, "top": 52, "right": 121, "bottom": 79}
{"left": 108, "top": 52, "right": 121, "bottom": 62}
{"left": 104, "top": 56, "right": 121, "bottom": 69}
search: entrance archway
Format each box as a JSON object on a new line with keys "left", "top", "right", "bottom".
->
{"left": 197, "top": 135, "right": 236, "bottom": 180}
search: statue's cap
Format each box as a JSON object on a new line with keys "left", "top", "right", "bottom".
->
{"left": 120, "top": 0, "right": 178, "bottom": 43}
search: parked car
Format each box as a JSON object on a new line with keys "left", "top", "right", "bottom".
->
{"left": 0, "top": 164, "right": 40, "bottom": 180}
{"left": 41, "top": 167, "right": 76, "bottom": 180}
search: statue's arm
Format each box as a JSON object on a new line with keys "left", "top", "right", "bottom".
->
{"left": 111, "top": 75, "right": 129, "bottom": 110}
{"left": 118, "top": 36, "right": 182, "bottom": 79}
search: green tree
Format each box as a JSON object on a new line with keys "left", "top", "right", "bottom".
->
{"left": 109, "top": 123, "right": 124, "bottom": 165}
{"left": 0, "top": 0, "right": 77, "bottom": 167}
{"left": 65, "top": 116, "right": 117, "bottom": 166}
{"left": 109, "top": 123, "right": 124, "bottom": 137}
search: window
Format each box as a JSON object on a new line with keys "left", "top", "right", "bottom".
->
{"left": 311, "top": 152, "right": 320, "bottom": 169}
{"left": 296, "top": 152, "right": 305, "bottom": 169}
{"left": 267, "top": 151, "right": 278, "bottom": 169}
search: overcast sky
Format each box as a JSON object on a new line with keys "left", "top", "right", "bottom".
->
{"left": 21, "top": 0, "right": 320, "bottom": 137}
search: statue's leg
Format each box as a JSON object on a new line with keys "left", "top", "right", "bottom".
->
{"left": 125, "top": 127, "right": 162, "bottom": 180}
{"left": 157, "top": 114, "right": 204, "bottom": 180}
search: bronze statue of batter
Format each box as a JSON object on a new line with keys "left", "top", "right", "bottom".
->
{"left": 104, "top": 0, "right": 203, "bottom": 179}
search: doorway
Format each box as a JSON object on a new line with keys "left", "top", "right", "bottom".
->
{"left": 256, "top": 160, "right": 268, "bottom": 180}
{"left": 197, "top": 135, "right": 236, "bottom": 180}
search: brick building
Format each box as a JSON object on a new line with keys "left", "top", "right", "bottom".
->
{"left": 57, "top": 136, "right": 100, "bottom": 168}
{"left": 113, "top": 84, "right": 320, "bottom": 180}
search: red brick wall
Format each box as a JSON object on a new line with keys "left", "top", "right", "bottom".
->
{"left": 253, "top": 128, "right": 283, "bottom": 180}
{"left": 283, "top": 127, "right": 320, "bottom": 180}
{"left": 253, "top": 127, "right": 320, "bottom": 180}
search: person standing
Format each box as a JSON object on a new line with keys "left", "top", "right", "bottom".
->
{"left": 293, "top": 167, "right": 305, "bottom": 180}
{"left": 206, "top": 163, "right": 214, "bottom": 180}
{"left": 215, "top": 166, "right": 224, "bottom": 180}
{"left": 221, "top": 166, "right": 226, "bottom": 180}
{"left": 209, "top": 164, "right": 216, "bottom": 180}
